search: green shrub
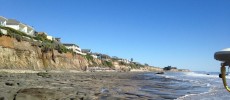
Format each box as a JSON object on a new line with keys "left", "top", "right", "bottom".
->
{"left": 0, "top": 26, "right": 30, "bottom": 38}
{"left": 0, "top": 30, "right": 3, "bottom": 37}
{"left": 85, "top": 54, "right": 93, "bottom": 61}
{"left": 31, "top": 41, "right": 41, "bottom": 47}
{"left": 0, "top": 26, "right": 70, "bottom": 54}
{"left": 129, "top": 63, "right": 139, "bottom": 69}
{"left": 22, "top": 36, "right": 31, "bottom": 42}
{"left": 102, "top": 61, "right": 113, "bottom": 68}
{"left": 41, "top": 42, "right": 54, "bottom": 53}
{"left": 6, "top": 32, "right": 13, "bottom": 37}
{"left": 15, "top": 34, "right": 22, "bottom": 42}
{"left": 129, "top": 63, "right": 144, "bottom": 69}
{"left": 56, "top": 44, "right": 68, "bottom": 54}
{"left": 119, "top": 61, "right": 127, "bottom": 66}
{"left": 33, "top": 33, "right": 48, "bottom": 42}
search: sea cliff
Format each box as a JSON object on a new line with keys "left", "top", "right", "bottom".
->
{"left": 0, "top": 35, "right": 162, "bottom": 72}
{"left": 0, "top": 36, "right": 88, "bottom": 70}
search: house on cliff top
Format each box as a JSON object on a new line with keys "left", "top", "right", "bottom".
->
{"left": 26, "top": 25, "right": 35, "bottom": 36}
{"left": 5, "top": 19, "right": 35, "bottom": 36}
{"left": 0, "top": 16, "right": 7, "bottom": 26}
{"left": 63, "top": 43, "right": 84, "bottom": 55}
{"left": 81, "top": 49, "right": 91, "bottom": 54}
{"left": 35, "top": 32, "right": 53, "bottom": 40}
{"left": 0, "top": 16, "right": 8, "bottom": 35}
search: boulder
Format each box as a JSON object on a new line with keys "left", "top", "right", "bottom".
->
{"left": 156, "top": 72, "right": 164, "bottom": 74}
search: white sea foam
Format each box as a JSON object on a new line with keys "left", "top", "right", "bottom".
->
{"left": 184, "top": 72, "right": 219, "bottom": 78}
{"left": 152, "top": 72, "right": 225, "bottom": 99}
{"left": 184, "top": 72, "right": 230, "bottom": 80}
{"left": 176, "top": 82, "right": 215, "bottom": 100}
{"left": 175, "top": 71, "right": 230, "bottom": 100}
{"left": 155, "top": 73, "right": 175, "bottom": 78}
{"left": 175, "top": 91, "right": 210, "bottom": 100}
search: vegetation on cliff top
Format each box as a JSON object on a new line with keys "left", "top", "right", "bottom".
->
{"left": 0, "top": 26, "right": 69, "bottom": 54}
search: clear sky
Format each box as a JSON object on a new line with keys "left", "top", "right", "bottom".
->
{"left": 1, "top": 0, "right": 230, "bottom": 72}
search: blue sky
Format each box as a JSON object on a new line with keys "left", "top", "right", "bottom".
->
{"left": 1, "top": 0, "right": 230, "bottom": 72}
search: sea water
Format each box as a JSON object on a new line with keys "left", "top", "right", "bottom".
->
{"left": 139, "top": 72, "right": 230, "bottom": 100}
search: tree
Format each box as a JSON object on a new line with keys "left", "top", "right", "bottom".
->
{"left": 131, "top": 58, "right": 133, "bottom": 62}
{"left": 163, "top": 66, "right": 172, "bottom": 70}
{"left": 144, "top": 63, "right": 149, "bottom": 66}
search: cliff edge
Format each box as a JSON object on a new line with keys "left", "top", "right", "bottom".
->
{"left": 0, "top": 35, "right": 160, "bottom": 72}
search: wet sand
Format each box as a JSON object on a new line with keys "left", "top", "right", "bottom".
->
{"left": 0, "top": 71, "right": 159, "bottom": 100}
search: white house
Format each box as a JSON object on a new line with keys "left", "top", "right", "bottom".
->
{"left": 5, "top": 19, "right": 35, "bottom": 36}
{"left": 0, "top": 16, "right": 7, "bottom": 26}
{"left": 118, "top": 59, "right": 131, "bottom": 64}
{"left": 63, "top": 43, "right": 83, "bottom": 55}
{"left": 91, "top": 54, "right": 98, "bottom": 59}
{"left": 19, "top": 23, "right": 28, "bottom": 33}
{"left": 36, "top": 32, "right": 54, "bottom": 41}
{"left": 5, "top": 19, "right": 20, "bottom": 30}
{"left": 26, "top": 25, "right": 35, "bottom": 36}
{"left": 81, "top": 49, "right": 91, "bottom": 54}
{"left": 47, "top": 35, "right": 53, "bottom": 41}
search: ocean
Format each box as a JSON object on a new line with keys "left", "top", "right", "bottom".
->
{"left": 137, "top": 71, "right": 230, "bottom": 100}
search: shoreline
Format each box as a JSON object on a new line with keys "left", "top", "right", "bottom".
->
{"left": 0, "top": 69, "right": 189, "bottom": 74}
{"left": 0, "top": 70, "right": 193, "bottom": 100}
{"left": 0, "top": 71, "right": 153, "bottom": 100}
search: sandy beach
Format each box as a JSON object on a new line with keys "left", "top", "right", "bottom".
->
{"left": 0, "top": 71, "right": 158, "bottom": 100}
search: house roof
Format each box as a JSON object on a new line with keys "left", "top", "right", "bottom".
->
{"left": 6, "top": 19, "right": 20, "bottom": 25}
{"left": 19, "top": 22, "right": 34, "bottom": 30}
{"left": 0, "top": 16, "right": 7, "bottom": 22}
{"left": 81, "top": 49, "right": 91, "bottom": 53}
{"left": 19, "top": 23, "right": 27, "bottom": 27}
{"left": 36, "top": 32, "right": 47, "bottom": 35}
{"left": 63, "top": 43, "right": 79, "bottom": 47}
{"left": 27, "top": 25, "right": 34, "bottom": 30}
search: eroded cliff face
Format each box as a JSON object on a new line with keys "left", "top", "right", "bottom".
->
{"left": 0, "top": 36, "right": 92, "bottom": 71}
{"left": 0, "top": 36, "right": 162, "bottom": 72}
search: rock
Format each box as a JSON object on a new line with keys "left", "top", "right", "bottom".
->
{"left": 100, "top": 88, "right": 109, "bottom": 93}
{"left": 156, "top": 72, "right": 164, "bottom": 74}
{"left": 219, "top": 74, "right": 222, "bottom": 78}
{"left": 15, "top": 88, "right": 66, "bottom": 100}
{"left": 0, "top": 97, "right": 7, "bottom": 100}
{"left": 5, "top": 82, "right": 15, "bottom": 86}
{"left": 5, "top": 81, "right": 20, "bottom": 86}
{"left": 69, "top": 98, "right": 77, "bottom": 100}
{"left": 94, "top": 92, "right": 101, "bottom": 96}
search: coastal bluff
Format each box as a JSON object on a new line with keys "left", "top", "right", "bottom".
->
{"left": 0, "top": 36, "right": 162, "bottom": 71}
{"left": 0, "top": 36, "right": 89, "bottom": 70}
